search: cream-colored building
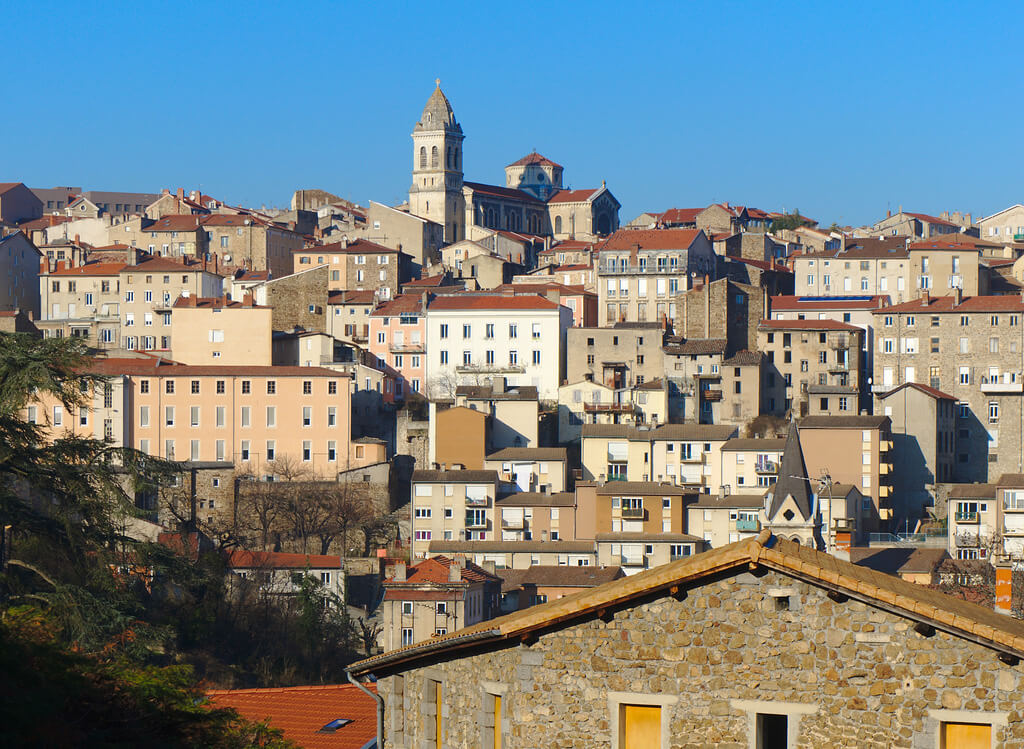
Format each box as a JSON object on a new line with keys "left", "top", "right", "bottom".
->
{"left": 483, "top": 447, "right": 567, "bottom": 494}
{"left": 495, "top": 491, "right": 577, "bottom": 544}
{"left": 978, "top": 204, "right": 1024, "bottom": 244}
{"left": 454, "top": 382, "right": 539, "bottom": 450}
{"left": 169, "top": 296, "right": 272, "bottom": 365}
{"left": 718, "top": 437, "right": 785, "bottom": 495}
{"left": 580, "top": 423, "right": 737, "bottom": 490}
{"left": 410, "top": 469, "right": 499, "bottom": 560}
{"left": 379, "top": 556, "right": 501, "bottom": 650}
{"left": 425, "top": 539, "right": 596, "bottom": 570}
{"left": 557, "top": 378, "right": 668, "bottom": 444}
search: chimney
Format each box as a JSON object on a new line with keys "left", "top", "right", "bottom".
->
{"left": 448, "top": 557, "right": 463, "bottom": 582}
{"left": 493, "top": 376, "right": 506, "bottom": 394}
{"left": 953, "top": 286, "right": 962, "bottom": 306}
{"left": 995, "top": 560, "right": 1012, "bottom": 615}
{"left": 162, "top": 188, "right": 170, "bottom": 195}
{"left": 341, "top": 236, "right": 349, "bottom": 249}
{"left": 921, "top": 289, "right": 930, "bottom": 306}
{"left": 718, "top": 484, "right": 726, "bottom": 500}
{"left": 176, "top": 188, "right": 184, "bottom": 200}
{"left": 886, "top": 209, "right": 891, "bottom": 218}
{"left": 393, "top": 561, "right": 407, "bottom": 582}
{"left": 74, "top": 233, "right": 80, "bottom": 246}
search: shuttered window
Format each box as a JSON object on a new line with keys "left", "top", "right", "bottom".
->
{"left": 943, "top": 722, "right": 991, "bottom": 749}
{"left": 620, "top": 704, "right": 660, "bottom": 748}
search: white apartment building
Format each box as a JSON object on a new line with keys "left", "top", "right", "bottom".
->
{"left": 425, "top": 293, "right": 572, "bottom": 401}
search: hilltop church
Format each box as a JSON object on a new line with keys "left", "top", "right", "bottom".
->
{"left": 408, "top": 81, "right": 620, "bottom": 244}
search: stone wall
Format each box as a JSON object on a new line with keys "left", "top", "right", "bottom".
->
{"left": 379, "top": 568, "right": 1024, "bottom": 748}
{"left": 263, "top": 266, "right": 328, "bottom": 332}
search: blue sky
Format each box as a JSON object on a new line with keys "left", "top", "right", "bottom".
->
{"left": 3, "top": 1, "right": 1019, "bottom": 227}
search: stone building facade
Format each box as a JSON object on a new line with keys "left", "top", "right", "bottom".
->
{"left": 350, "top": 532, "right": 1024, "bottom": 749}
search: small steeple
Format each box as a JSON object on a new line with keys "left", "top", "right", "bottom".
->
{"left": 766, "top": 422, "right": 813, "bottom": 521}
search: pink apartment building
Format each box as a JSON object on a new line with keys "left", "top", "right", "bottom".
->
{"left": 369, "top": 294, "right": 427, "bottom": 402}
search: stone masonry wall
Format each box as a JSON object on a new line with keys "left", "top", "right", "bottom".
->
{"left": 379, "top": 568, "right": 1024, "bottom": 748}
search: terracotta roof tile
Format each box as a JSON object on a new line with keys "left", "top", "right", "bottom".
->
{"left": 770, "top": 295, "right": 889, "bottom": 311}
{"left": 599, "top": 228, "right": 701, "bottom": 251}
{"left": 47, "top": 261, "right": 127, "bottom": 276}
{"left": 507, "top": 151, "right": 562, "bottom": 169}
{"left": 878, "top": 381, "right": 956, "bottom": 401}
{"left": 547, "top": 188, "right": 601, "bottom": 204}
{"left": 876, "top": 295, "right": 1024, "bottom": 314}
{"left": 759, "top": 319, "right": 861, "bottom": 332}
{"left": 145, "top": 215, "right": 204, "bottom": 232}
{"left": 427, "top": 294, "right": 559, "bottom": 311}
{"left": 463, "top": 181, "right": 543, "bottom": 204}
{"left": 228, "top": 550, "right": 343, "bottom": 569}
{"left": 207, "top": 683, "right": 376, "bottom": 749}
{"left": 658, "top": 208, "right": 702, "bottom": 224}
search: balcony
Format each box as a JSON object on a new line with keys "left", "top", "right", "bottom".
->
{"left": 954, "top": 511, "right": 979, "bottom": 523}
{"left": 456, "top": 364, "right": 525, "bottom": 374}
{"left": 736, "top": 518, "right": 760, "bottom": 532}
{"left": 621, "top": 507, "right": 645, "bottom": 519}
{"left": 755, "top": 460, "right": 778, "bottom": 474}
{"left": 620, "top": 554, "right": 645, "bottom": 566}
{"left": 980, "top": 375, "right": 1024, "bottom": 394}
{"left": 501, "top": 517, "right": 525, "bottom": 530}
{"left": 829, "top": 336, "right": 849, "bottom": 350}
{"left": 703, "top": 389, "right": 723, "bottom": 402}
{"left": 464, "top": 515, "right": 488, "bottom": 529}
{"left": 584, "top": 402, "right": 636, "bottom": 414}
{"left": 832, "top": 517, "right": 855, "bottom": 532}
{"left": 602, "top": 264, "right": 678, "bottom": 275}
{"left": 878, "top": 485, "right": 891, "bottom": 497}
{"left": 879, "top": 462, "right": 891, "bottom": 475}
{"left": 465, "top": 495, "right": 489, "bottom": 508}
{"left": 389, "top": 342, "right": 425, "bottom": 353}
{"left": 955, "top": 533, "right": 982, "bottom": 548}
{"left": 1003, "top": 527, "right": 1024, "bottom": 537}
{"left": 828, "top": 362, "right": 850, "bottom": 372}
{"left": 679, "top": 453, "right": 705, "bottom": 464}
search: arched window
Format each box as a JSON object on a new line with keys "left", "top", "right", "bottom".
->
{"left": 431, "top": 146, "right": 439, "bottom": 168}
{"left": 555, "top": 215, "right": 563, "bottom": 234}
{"left": 419, "top": 147, "right": 426, "bottom": 169}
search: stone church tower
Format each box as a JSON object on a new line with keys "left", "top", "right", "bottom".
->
{"left": 409, "top": 80, "right": 465, "bottom": 244}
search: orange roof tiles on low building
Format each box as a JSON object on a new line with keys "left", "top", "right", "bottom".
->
{"left": 769, "top": 295, "right": 889, "bottom": 311}
{"left": 207, "top": 683, "right": 377, "bottom": 749}
{"left": 293, "top": 238, "right": 397, "bottom": 255}
{"left": 507, "top": 151, "right": 562, "bottom": 169}
{"left": 228, "top": 550, "right": 344, "bottom": 569}
{"left": 146, "top": 215, "right": 205, "bottom": 231}
{"left": 47, "top": 261, "right": 127, "bottom": 276}
{"left": 658, "top": 207, "right": 702, "bottom": 224}
{"left": 599, "top": 228, "right": 702, "bottom": 251}
{"left": 172, "top": 296, "right": 263, "bottom": 309}
{"left": 547, "top": 188, "right": 603, "bottom": 204}
{"left": 758, "top": 318, "right": 861, "bottom": 331}
{"left": 876, "top": 295, "right": 1024, "bottom": 314}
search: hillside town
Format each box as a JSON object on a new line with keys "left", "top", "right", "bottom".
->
{"left": 7, "top": 82, "right": 1024, "bottom": 747}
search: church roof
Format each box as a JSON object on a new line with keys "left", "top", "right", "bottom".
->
{"left": 507, "top": 151, "right": 562, "bottom": 169}
{"left": 415, "top": 81, "right": 461, "bottom": 132}
{"left": 766, "top": 422, "right": 814, "bottom": 521}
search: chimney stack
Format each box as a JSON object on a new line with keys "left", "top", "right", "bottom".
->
{"left": 995, "top": 560, "right": 1012, "bottom": 615}
{"left": 176, "top": 188, "right": 185, "bottom": 200}
{"left": 393, "top": 561, "right": 407, "bottom": 582}
{"left": 921, "top": 289, "right": 930, "bottom": 306}
{"left": 448, "top": 557, "right": 464, "bottom": 582}
{"left": 953, "top": 286, "right": 962, "bottom": 306}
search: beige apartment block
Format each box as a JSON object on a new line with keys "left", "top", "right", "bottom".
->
{"left": 425, "top": 539, "right": 596, "bottom": 570}
{"left": 495, "top": 491, "right": 577, "bottom": 544}
{"left": 292, "top": 238, "right": 410, "bottom": 298}
{"left": 201, "top": 214, "right": 303, "bottom": 279}
{"left": 0, "top": 231, "right": 41, "bottom": 317}
{"left": 580, "top": 423, "right": 736, "bottom": 490}
{"left": 566, "top": 322, "right": 665, "bottom": 388}
{"left": 793, "top": 237, "right": 910, "bottom": 299}
{"left": 978, "top": 204, "right": 1024, "bottom": 243}
{"left": 38, "top": 260, "right": 124, "bottom": 347}
{"left": 483, "top": 447, "right": 567, "bottom": 494}
{"left": 130, "top": 214, "right": 207, "bottom": 258}
{"left": 663, "top": 342, "right": 763, "bottom": 425}
{"left": 57, "top": 358, "right": 358, "bottom": 479}
{"left": 379, "top": 556, "right": 501, "bottom": 651}
{"left": 596, "top": 229, "right": 716, "bottom": 326}
{"left": 327, "top": 289, "right": 375, "bottom": 347}
{"left": 595, "top": 532, "right": 702, "bottom": 574}
{"left": 872, "top": 293, "right": 1024, "bottom": 484}
{"left": 410, "top": 469, "right": 499, "bottom": 560}
{"left": 798, "top": 414, "right": 893, "bottom": 531}
{"left": 685, "top": 492, "right": 768, "bottom": 549}
{"left": 454, "top": 382, "right": 539, "bottom": 450}
{"left": 718, "top": 437, "right": 785, "bottom": 495}
{"left": 869, "top": 209, "right": 961, "bottom": 239}
{"left": 169, "top": 296, "right": 272, "bottom": 365}
{"left": 557, "top": 378, "right": 668, "bottom": 444}
{"left": 358, "top": 200, "right": 444, "bottom": 268}
{"left": 757, "top": 319, "right": 863, "bottom": 417}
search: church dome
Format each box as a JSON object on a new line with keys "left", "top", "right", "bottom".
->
{"left": 415, "top": 80, "right": 461, "bottom": 133}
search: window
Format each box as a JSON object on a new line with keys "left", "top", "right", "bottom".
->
{"left": 190, "top": 406, "right": 200, "bottom": 427}
{"left": 165, "top": 406, "right": 175, "bottom": 427}
{"left": 439, "top": 324, "right": 448, "bottom": 339}
{"left": 191, "top": 379, "right": 200, "bottom": 394}
{"left": 989, "top": 401, "right": 999, "bottom": 423}
{"left": 165, "top": 380, "right": 175, "bottom": 394}
{"left": 328, "top": 380, "right": 337, "bottom": 395}
{"left": 241, "top": 380, "right": 251, "bottom": 394}
{"left": 241, "top": 406, "right": 251, "bottom": 427}
{"left": 509, "top": 324, "right": 518, "bottom": 339}
{"left": 266, "top": 441, "right": 275, "bottom": 462}
{"left": 401, "top": 627, "right": 414, "bottom": 646}
{"left": 302, "top": 440, "right": 312, "bottom": 461}
{"left": 327, "top": 440, "right": 337, "bottom": 461}
{"left": 216, "top": 380, "right": 225, "bottom": 394}
{"left": 327, "top": 406, "right": 337, "bottom": 426}
{"left": 266, "top": 380, "right": 276, "bottom": 395}
{"left": 266, "top": 406, "right": 276, "bottom": 428}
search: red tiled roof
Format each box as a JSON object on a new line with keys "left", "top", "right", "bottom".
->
{"left": 552, "top": 263, "right": 592, "bottom": 272}
{"left": 172, "top": 296, "right": 265, "bottom": 309}
{"left": 904, "top": 212, "right": 958, "bottom": 227}
{"left": 389, "top": 555, "right": 499, "bottom": 585}
{"left": 907, "top": 236, "right": 988, "bottom": 251}
{"left": 372, "top": 293, "right": 425, "bottom": 316}
{"left": 382, "top": 589, "right": 454, "bottom": 601}
{"left": 145, "top": 215, "right": 204, "bottom": 232}
{"left": 730, "top": 257, "right": 791, "bottom": 273}
{"left": 200, "top": 214, "right": 262, "bottom": 228}
{"left": 328, "top": 289, "right": 377, "bottom": 305}
{"left": 47, "top": 261, "right": 126, "bottom": 276}
{"left": 294, "top": 238, "right": 396, "bottom": 254}
{"left": 547, "top": 188, "right": 601, "bottom": 204}
{"left": 125, "top": 256, "right": 209, "bottom": 273}
{"left": 548, "top": 240, "right": 595, "bottom": 251}
{"left": 495, "top": 282, "right": 595, "bottom": 298}
{"left": 599, "top": 228, "right": 701, "bottom": 251}
{"left": 877, "top": 295, "right": 1024, "bottom": 314}
{"left": 759, "top": 319, "right": 861, "bottom": 332}
{"left": 207, "top": 683, "right": 377, "bottom": 749}
{"left": 879, "top": 381, "right": 957, "bottom": 401}
{"left": 507, "top": 151, "right": 562, "bottom": 169}
{"left": 0, "top": 182, "right": 24, "bottom": 195}
{"left": 427, "top": 293, "right": 559, "bottom": 311}
{"left": 228, "top": 550, "right": 343, "bottom": 569}
{"left": 18, "top": 215, "right": 72, "bottom": 231}
{"left": 770, "top": 295, "right": 889, "bottom": 311}
{"left": 658, "top": 208, "right": 701, "bottom": 224}
{"left": 403, "top": 274, "right": 448, "bottom": 288}
{"left": 463, "top": 181, "right": 543, "bottom": 204}
{"left": 86, "top": 357, "right": 351, "bottom": 378}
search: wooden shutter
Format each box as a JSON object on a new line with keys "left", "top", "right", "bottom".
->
{"left": 943, "top": 722, "right": 991, "bottom": 749}
{"left": 621, "top": 704, "right": 660, "bottom": 748}
{"left": 493, "top": 694, "right": 502, "bottom": 749}
{"left": 434, "top": 681, "right": 443, "bottom": 747}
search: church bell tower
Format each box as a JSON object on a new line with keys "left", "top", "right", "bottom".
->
{"left": 409, "top": 79, "right": 465, "bottom": 244}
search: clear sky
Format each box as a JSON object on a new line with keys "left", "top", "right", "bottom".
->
{"left": 4, "top": 1, "right": 1020, "bottom": 227}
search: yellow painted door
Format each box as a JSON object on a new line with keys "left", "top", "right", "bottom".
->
{"left": 435, "top": 681, "right": 443, "bottom": 747}
{"left": 493, "top": 694, "right": 502, "bottom": 749}
{"left": 944, "top": 722, "right": 991, "bottom": 749}
{"left": 622, "top": 704, "right": 660, "bottom": 749}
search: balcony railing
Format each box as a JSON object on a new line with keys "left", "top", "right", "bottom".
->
{"left": 980, "top": 374, "right": 1024, "bottom": 394}
{"left": 755, "top": 460, "right": 778, "bottom": 474}
{"left": 621, "top": 507, "right": 644, "bottom": 519}
{"left": 833, "top": 517, "right": 855, "bottom": 532}
{"left": 829, "top": 336, "right": 849, "bottom": 350}
{"left": 465, "top": 496, "right": 489, "bottom": 507}
{"left": 620, "top": 554, "right": 645, "bottom": 566}
{"left": 602, "top": 264, "right": 679, "bottom": 275}
{"left": 501, "top": 517, "right": 525, "bottom": 530}
{"left": 736, "top": 518, "right": 760, "bottom": 532}
{"left": 389, "top": 342, "right": 425, "bottom": 353}
{"left": 703, "top": 389, "right": 723, "bottom": 402}
{"left": 954, "top": 511, "right": 979, "bottom": 523}
{"left": 464, "top": 516, "right": 488, "bottom": 529}
{"left": 455, "top": 364, "right": 525, "bottom": 374}
{"left": 955, "top": 533, "right": 982, "bottom": 548}
{"left": 584, "top": 402, "right": 636, "bottom": 413}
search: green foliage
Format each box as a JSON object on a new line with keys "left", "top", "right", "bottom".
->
{"left": 769, "top": 209, "right": 811, "bottom": 233}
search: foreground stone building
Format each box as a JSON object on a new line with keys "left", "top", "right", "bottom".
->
{"left": 349, "top": 531, "right": 1024, "bottom": 748}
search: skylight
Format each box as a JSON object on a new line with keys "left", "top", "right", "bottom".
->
{"left": 318, "top": 718, "right": 353, "bottom": 733}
